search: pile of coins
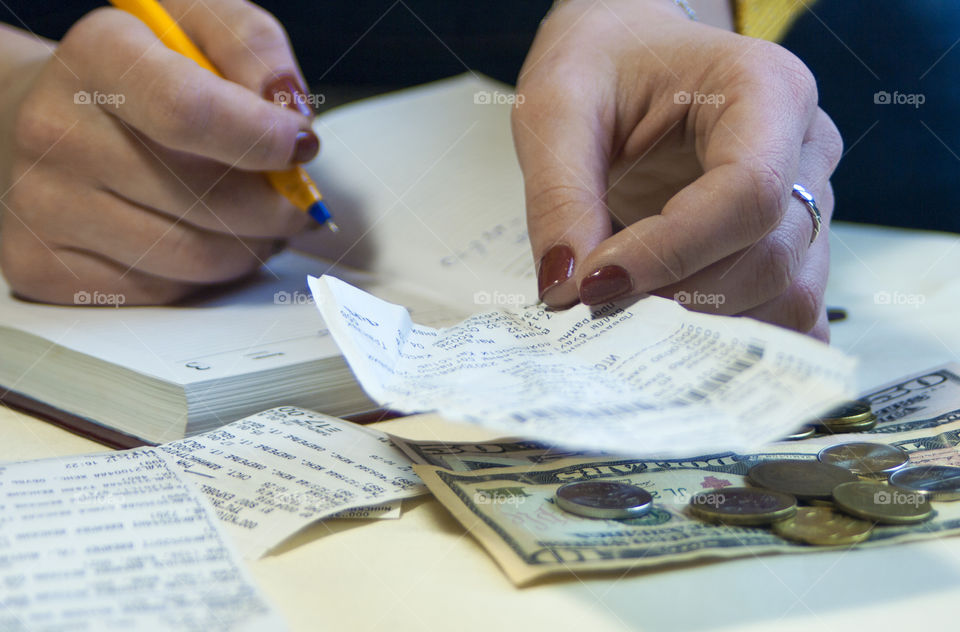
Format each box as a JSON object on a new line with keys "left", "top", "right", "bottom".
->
{"left": 553, "top": 401, "right": 960, "bottom": 548}
{"left": 687, "top": 440, "right": 960, "bottom": 546}
{"left": 813, "top": 400, "right": 877, "bottom": 433}
{"left": 782, "top": 399, "right": 877, "bottom": 440}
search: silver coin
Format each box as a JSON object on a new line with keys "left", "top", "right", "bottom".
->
{"left": 555, "top": 481, "right": 653, "bottom": 519}
{"left": 818, "top": 442, "right": 909, "bottom": 477}
{"left": 890, "top": 465, "right": 960, "bottom": 502}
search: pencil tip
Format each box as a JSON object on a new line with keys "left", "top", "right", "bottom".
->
{"left": 307, "top": 200, "right": 332, "bottom": 225}
{"left": 326, "top": 221, "right": 340, "bottom": 233}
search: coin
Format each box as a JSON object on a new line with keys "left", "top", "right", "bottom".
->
{"left": 818, "top": 442, "right": 909, "bottom": 477}
{"left": 831, "top": 481, "right": 933, "bottom": 525}
{"left": 748, "top": 459, "right": 858, "bottom": 501}
{"left": 817, "top": 400, "right": 873, "bottom": 424}
{"left": 890, "top": 465, "right": 960, "bottom": 502}
{"left": 555, "top": 481, "right": 653, "bottom": 519}
{"left": 783, "top": 425, "right": 816, "bottom": 441}
{"left": 688, "top": 487, "right": 797, "bottom": 526}
{"left": 817, "top": 415, "right": 877, "bottom": 434}
{"left": 773, "top": 506, "right": 873, "bottom": 546}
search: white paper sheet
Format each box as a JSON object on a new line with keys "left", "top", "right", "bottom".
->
{"left": 158, "top": 407, "right": 425, "bottom": 558}
{"left": 310, "top": 275, "right": 859, "bottom": 457}
{"left": 0, "top": 449, "right": 285, "bottom": 632}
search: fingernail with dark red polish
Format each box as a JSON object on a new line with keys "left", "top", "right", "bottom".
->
{"left": 579, "top": 265, "right": 633, "bottom": 305}
{"left": 292, "top": 130, "right": 319, "bottom": 163}
{"left": 537, "top": 244, "right": 575, "bottom": 301}
{"left": 263, "top": 74, "right": 314, "bottom": 118}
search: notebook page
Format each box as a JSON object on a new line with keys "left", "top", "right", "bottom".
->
{"left": 297, "top": 74, "right": 537, "bottom": 313}
{"left": 0, "top": 253, "right": 354, "bottom": 386}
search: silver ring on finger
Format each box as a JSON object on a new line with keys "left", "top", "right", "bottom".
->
{"left": 791, "top": 183, "right": 822, "bottom": 245}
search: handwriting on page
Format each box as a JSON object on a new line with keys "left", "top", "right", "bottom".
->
{"left": 159, "top": 407, "right": 426, "bottom": 558}
{"left": 0, "top": 449, "right": 285, "bottom": 631}
{"left": 310, "top": 275, "right": 857, "bottom": 457}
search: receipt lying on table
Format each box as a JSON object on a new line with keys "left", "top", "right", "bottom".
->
{"left": 310, "top": 275, "right": 857, "bottom": 457}
{"left": 0, "top": 449, "right": 285, "bottom": 632}
{"left": 159, "top": 407, "right": 425, "bottom": 558}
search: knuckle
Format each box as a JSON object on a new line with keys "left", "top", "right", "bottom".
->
{"left": 781, "top": 279, "right": 822, "bottom": 332}
{"left": 776, "top": 53, "right": 819, "bottom": 110}
{"left": 11, "top": 96, "right": 62, "bottom": 159}
{"left": 734, "top": 42, "right": 818, "bottom": 112}
{"left": 0, "top": 230, "right": 55, "bottom": 300}
{"left": 525, "top": 181, "right": 597, "bottom": 227}
{"left": 740, "top": 162, "right": 789, "bottom": 238}
{"left": 162, "top": 230, "right": 254, "bottom": 283}
{"left": 516, "top": 54, "right": 592, "bottom": 119}
{"left": 756, "top": 233, "right": 799, "bottom": 299}
{"left": 654, "top": 232, "right": 690, "bottom": 282}
{"left": 228, "top": 4, "right": 287, "bottom": 52}
{"left": 58, "top": 7, "right": 116, "bottom": 60}
{"left": 818, "top": 113, "right": 844, "bottom": 171}
{"left": 250, "top": 116, "right": 294, "bottom": 165}
{"left": 145, "top": 71, "right": 213, "bottom": 147}
{"left": 5, "top": 167, "right": 49, "bottom": 224}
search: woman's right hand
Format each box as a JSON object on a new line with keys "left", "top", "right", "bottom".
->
{"left": 0, "top": 0, "right": 318, "bottom": 305}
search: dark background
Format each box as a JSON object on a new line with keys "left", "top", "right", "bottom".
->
{"left": 2, "top": 1, "right": 958, "bottom": 233}
{"left": 0, "top": 1, "right": 550, "bottom": 87}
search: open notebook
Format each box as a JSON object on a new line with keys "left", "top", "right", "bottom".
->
{"left": 0, "top": 74, "right": 537, "bottom": 447}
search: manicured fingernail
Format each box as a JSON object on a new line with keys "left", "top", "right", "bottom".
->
{"left": 579, "top": 265, "right": 633, "bottom": 305}
{"left": 263, "top": 74, "right": 314, "bottom": 118}
{"left": 537, "top": 244, "right": 575, "bottom": 301}
{"left": 292, "top": 130, "right": 319, "bottom": 163}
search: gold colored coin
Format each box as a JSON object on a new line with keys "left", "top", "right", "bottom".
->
{"left": 773, "top": 506, "right": 874, "bottom": 546}
{"left": 831, "top": 481, "right": 933, "bottom": 525}
{"left": 783, "top": 425, "right": 816, "bottom": 441}
{"left": 817, "top": 400, "right": 873, "bottom": 424}
{"left": 748, "top": 459, "right": 858, "bottom": 501}
{"left": 688, "top": 487, "right": 797, "bottom": 526}
{"left": 817, "top": 415, "right": 877, "bottom": 434}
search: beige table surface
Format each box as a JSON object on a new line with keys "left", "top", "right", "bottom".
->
{"left": 3, "top": 222, "right": 960, "bottom": 631}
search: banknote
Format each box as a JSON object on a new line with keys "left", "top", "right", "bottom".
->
{"left": 390, "top": 435, "right": 607, "bottom": 471}
{"left": 414, "top": 363, "right": 960, "bottom": 585}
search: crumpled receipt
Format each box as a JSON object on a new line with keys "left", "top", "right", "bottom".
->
{"left": 309, "top": 275, "right": 857, "bottom": 456}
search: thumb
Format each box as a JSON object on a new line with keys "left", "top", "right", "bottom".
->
{"left": 512, "top": 76, "right": 612, "bottom": 308}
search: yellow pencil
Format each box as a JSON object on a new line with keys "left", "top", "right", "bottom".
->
{"left": 109, "top": 0, "right": 336, "bottom": 229}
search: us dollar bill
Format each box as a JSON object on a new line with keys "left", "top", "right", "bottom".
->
{"left": 389, "top": 435, "right": 609, "bottom": 471}
{"left": 414, "top": 363, "right": 960, "bottom": 585}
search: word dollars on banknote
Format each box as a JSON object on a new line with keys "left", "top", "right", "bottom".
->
{"left": 409, "top": 363, "right": 960, "bottom": 585}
